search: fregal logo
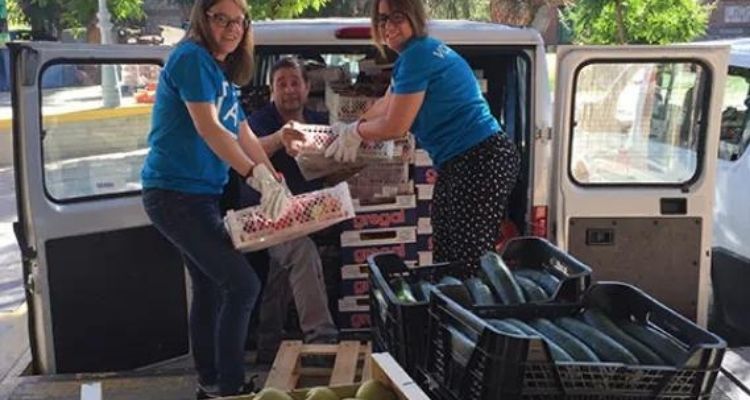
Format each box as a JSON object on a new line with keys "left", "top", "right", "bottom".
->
{"left": 353, "top": 280, "right": 370, "bottom": 295}
{"left": 354, "top": 244, "right": 407, "bottom": 264}
{"left": 353, "top": 210, "right": 407, "bottom": 229}
{"left": 351, "top": 313, "right": 371, "bottom": 328}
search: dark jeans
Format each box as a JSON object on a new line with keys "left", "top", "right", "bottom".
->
{"left": 142, "top": 188, "right": 261, "bottom": 395}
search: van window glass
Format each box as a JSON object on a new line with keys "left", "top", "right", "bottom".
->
{"left": 570, "top": 62, "right": 706, "bottom": 184}
{"left": 718, "top": 66, "right": 750, "bottom": 162}
{"left": 40, "top": 63, "right": 161, "bottom": 201}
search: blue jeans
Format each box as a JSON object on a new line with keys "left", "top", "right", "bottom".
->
{"left": 142, "top": 188, "right": 261, "bottom": 395}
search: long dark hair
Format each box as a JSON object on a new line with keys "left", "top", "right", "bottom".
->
{"left": 370, "top": 0, "right": 428, "bottom": 55}
{"left": 185, "top": 0, "right": 254, "bottom": 86}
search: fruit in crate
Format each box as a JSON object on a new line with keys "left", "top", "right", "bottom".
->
{"left": 239, "top": 193, "right": 345, "bottom": 236}
{"left": 254, "top": 388, "right": 294, "bottom": 400}
{"left": 305, "top": 387, "right": 339, "bottom": 400}
{"left": 355, "top": 380, "right": 398, "bottom": 400}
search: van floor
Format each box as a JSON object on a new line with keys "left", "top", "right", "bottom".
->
{"left": 1, "top": 349, "right": 748, "bottom": 399}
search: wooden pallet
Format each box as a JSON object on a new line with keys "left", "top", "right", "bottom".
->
{"left": 264, "top": 341, "right": 372, "bottom": 391}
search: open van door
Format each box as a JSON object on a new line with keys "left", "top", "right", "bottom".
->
{"left": 551, "top": 45, "right": 729, "bottom": 326}
{"left": 10, "top": 42, "right": 189, "bottom": 374}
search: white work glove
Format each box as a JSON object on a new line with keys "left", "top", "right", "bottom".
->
{"left": 324, "top": 121, "right": 362, "bottom": 163}
{"left": 246, "top": 164, "right": 291, "bottom": 220}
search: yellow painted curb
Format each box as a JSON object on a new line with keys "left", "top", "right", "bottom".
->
{"left": 0, "top": 104, "right": 154, "bottom": 132}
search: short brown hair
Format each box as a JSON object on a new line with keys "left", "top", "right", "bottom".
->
{"left": 185, "top": 0, "right": 254, "bottom": 86}
{"left": 270, "top": 57, "right": 309, "bottom": 83}
{"left": 370, "top": 0, "right": 428, "bottom": 55}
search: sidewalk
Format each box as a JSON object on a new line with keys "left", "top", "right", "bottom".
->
{"left": 0, "top": 303, "right": 29, "bottom": 385}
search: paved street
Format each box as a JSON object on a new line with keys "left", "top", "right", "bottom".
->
{"left": 0, "top": 167, "right": 23, "bottom": 313}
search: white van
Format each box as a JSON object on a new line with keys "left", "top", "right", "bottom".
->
{"left": 9, "top": 19, "right": 729, "bottom": 375}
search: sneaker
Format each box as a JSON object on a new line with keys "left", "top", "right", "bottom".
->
{"left": 195, "top": 383, "right": 219, "bottom": 400}
{"left": 195, "top": 376, "right": 258, "bottom": 399}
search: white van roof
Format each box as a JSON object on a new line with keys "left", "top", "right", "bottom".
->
{"left": 697, "top": 37, "right": 750, "bottom": 68}
{"left": 253, "top": 18, "right": 545, "bottom": 47}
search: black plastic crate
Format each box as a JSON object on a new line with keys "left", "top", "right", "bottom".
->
{"left": 424, "top": 282, "right": 727, "bottom": 399}
{"left": 367, "top": 236, "right": 592, "bottom": 384}
{"left": 500, "top": 236, "right": 592, "bottom": 303}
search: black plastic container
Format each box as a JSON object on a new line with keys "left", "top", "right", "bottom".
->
{"left": 424, "top": 282, "right": 727, "bottom": 399}
{"left": 367, "top": 236, "right": 592, "bottom": 384}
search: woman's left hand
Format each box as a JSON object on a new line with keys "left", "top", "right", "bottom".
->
{"left": 325, "top": 121, "right": 362, "bottom": 163}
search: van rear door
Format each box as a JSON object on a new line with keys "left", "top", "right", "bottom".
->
{"left": 551, "top": 45, "right": 729, "bottom": 325}
{"left": 10, "top": 42, "right": 189, "bottom": 374}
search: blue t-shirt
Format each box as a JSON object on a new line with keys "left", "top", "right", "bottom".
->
{"left": 237, "top": 102, "right": 328, "bottom": 207}
{"left": 391, "top": 36, "right": 500, "bottom": 167}
{"left": 141, "top": 40, "right": 246, "bottom": 194}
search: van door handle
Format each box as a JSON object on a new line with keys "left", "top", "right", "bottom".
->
{"left": 660, "top": 198, "right": 687, "bottom": 215}
{"left": 586, "top": 228, "right": 614, "bottom": 246}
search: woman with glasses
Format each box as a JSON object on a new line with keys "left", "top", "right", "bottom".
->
{"left": 325, "top": 0, "right": 521, "bottom": 265}
{"left": 141, "top": 0, "right": 288, "bottom": 397}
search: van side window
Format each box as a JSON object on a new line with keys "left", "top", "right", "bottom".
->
{"left": 718, "top": 66, "right": 750, "bottom": 162}
{"left": 40, "top": 62, "right": 161, "bottom": 201}
{"left": 570, "top": 62, "right": 707, "bottom": 185}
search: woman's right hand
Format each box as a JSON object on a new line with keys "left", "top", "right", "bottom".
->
{"left": 245, "top": 164, "right": 291, "bottom": 220}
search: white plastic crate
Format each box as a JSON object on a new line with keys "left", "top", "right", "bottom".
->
{"left": 293, "top": 122, "right": 396, "bottom": 180}
{"left": 224, "top": 182, "right": 355, "bottom": 252}
{"left": 325, "top": 84, "right": 380, "bottom": 123}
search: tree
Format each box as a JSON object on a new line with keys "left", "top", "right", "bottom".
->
{"left": 170, "top": 0, "right": 329, "bottom": 20}
{"left": 561, "top": 0, "right": 712, "bottom": 45}
{"left": 425, "top": 0, "right": 490, "bottom": 20}
{"left": 489, "top": 0, "right": 565, "bottom": 32}
{"left": 15, "top": 0, "right": 144, "bottom": 41}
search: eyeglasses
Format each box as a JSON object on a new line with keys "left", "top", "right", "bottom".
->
{"left": 377, "top": 11, "right": 409, "bottom": 29}
{"left": 206, "top": 12, "right": 250, "bottom": 30}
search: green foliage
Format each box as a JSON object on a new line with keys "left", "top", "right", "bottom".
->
{"left": 15, "top": 0, "right": 144, "bottom": 37}
{"left": 251, "top": 0, "right": 329, "bottom": 19}
{"left": 561, "top": 0, "right": 712, "bottom": 45}
{"left": 7, "top": 0, "right": 28, "bottom": 26}
{"left": 171, "top": 0, "right": 330, "bottom": 19}
{"left": 425, "top": 0, "right": 490, "bottom": 20}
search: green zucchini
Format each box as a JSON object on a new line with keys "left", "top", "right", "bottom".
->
{"left": 486, "top": 319, "right": 526, "bottom": 336}
{"left": 555, "top": 316, "right": 639, "bottom": 364}
{"left": 390, "top": 278, "right": 416, "bottom": 303}
{"left": 618, "top": 320, "right": 689, "bottom": 366}
{"left": 463, "top": 277, "right": 497, "bottom": 305}
{"left": 513, "top": 268, "right": 560, "bottom": 297}
{"left": 436, "top": 283, "right": 473, "bottom": 308}
{"left": 439, "top": 276, "right": 463, "bottom": 286}
{"left": 581, "top": 309, "right": 665, "bottom": 365}
{"left": 514, "top": 275, "right": 548, "bottom": 302}
{"left": 412, "top": 280, "right": 434, "bottom": 302}
{"left": 529, "top": 318, "right": 599, "bottom": 362}
{"left": 480, "top": 252, "right": 525, "bottom": 305}
{"left": 504, "top": 318, "right": 574, "bottom": 362}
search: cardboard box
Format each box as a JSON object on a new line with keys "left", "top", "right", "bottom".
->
{"left": 417, "top": 234, "right": 433, "bottom": 252}
{"left": 417, "top": 217, "right": 432, "bottom": 235}
{"left": 418, "top": 251, "right": 433, "bottom": 266}
{"left": 340, "top": 195, "right": 417, "bottom": 231}
{"left": 340, "top": 226, "right": 418, "bottom": 264}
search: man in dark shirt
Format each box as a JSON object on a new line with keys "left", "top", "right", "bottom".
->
{"left": 240, "top": 57, "right": 337, "bottom": 362}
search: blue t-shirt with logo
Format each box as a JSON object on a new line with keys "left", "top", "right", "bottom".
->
{"left": 391, "top": 36, "right": 500, "bottom": 167}
{"left": 141, "top": 40, "right": 246, "bottom": 194}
